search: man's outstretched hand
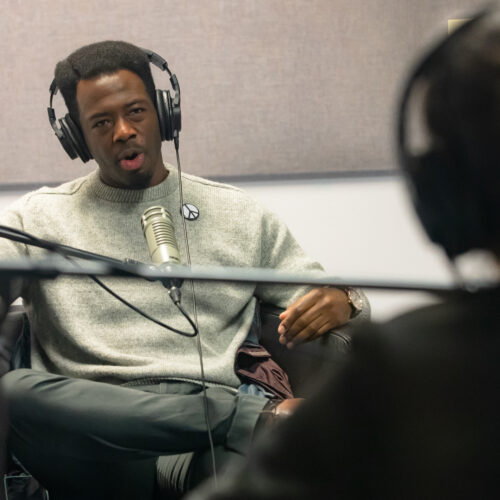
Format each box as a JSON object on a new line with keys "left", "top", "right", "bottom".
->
{"left": 277, "top": 287, "right": 351, "bottom": 349}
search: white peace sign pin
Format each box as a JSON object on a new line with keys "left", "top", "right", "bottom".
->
{"left": 182, "top": 203, "right": 200, "bottom": 221}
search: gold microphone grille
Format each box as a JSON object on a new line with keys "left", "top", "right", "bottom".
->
{"left": 150, "top": 220, "right": 177, "bottom": 246}
{"left": 141, "top": 206, "right": 181, "bottom": 265}
{"left": 141, "top": 206, "right": 173, "bottom": 229}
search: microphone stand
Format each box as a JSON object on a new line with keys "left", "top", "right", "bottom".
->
{"left": 0, "top": 224, "right": 493, "bottom": 293}
{"left": 0, "top": 257, "right": 491, "bottom": 295}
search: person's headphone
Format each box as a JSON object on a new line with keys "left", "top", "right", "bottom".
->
{"left": 47, "top": 48, "right": 181, "bottom": 164}
{"left": 396, "top": 9, "right": 499, "bottom": 259}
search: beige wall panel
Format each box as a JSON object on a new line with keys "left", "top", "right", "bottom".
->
{"left": 0, "top": 0, "right": 485, "bottom": 186}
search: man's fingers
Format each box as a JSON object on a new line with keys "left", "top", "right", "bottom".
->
{"left": 278, "top": 287, "right": 351, "bottom": 342}
{"left": 279, "top": 307, "right": 323, "bottom": 344}
{"left": 281, "top": 316, "right": 332, "bottom": 348}
{"left": 278, "top": 290, "right": 323, "bottom": 334}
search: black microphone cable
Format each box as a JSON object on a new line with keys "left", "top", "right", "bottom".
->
{"left": 173, "top": 137, "right": 219, "bottom": 487}
{"left": 0, "top": 225, "right": 198, "bottom": 337}
{"left": 86, "top": 274, "right": 197, "bottom": 337}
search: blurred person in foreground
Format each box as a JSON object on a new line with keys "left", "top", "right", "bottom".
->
{"left": 187, "top": 9, "right": 500, "bottom": 500}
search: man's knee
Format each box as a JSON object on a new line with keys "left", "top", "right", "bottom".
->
{"left": 1, "top": 368, "right": 34, "bottom": 400}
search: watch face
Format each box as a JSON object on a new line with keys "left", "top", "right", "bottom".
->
{"left": 348, "top": 288, "right": 363, "bottom": 312}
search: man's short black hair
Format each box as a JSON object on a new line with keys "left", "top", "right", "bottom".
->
{"left": 54, "top": 40, "right": 157, "bottom": 126}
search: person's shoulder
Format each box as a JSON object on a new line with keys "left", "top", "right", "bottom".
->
{"left": 179, "top": 171, "right": 244, "bottom": 195}
{"left": 21, "top": 174, "right": 91, "bottom": 205}
{"left": 353, "top": 288, "right": 498, "bottom": 358}
{"left": 3, "top": 174, "right": 92, "bottom": 217}
{"left": 172, "top": 168, "right": 277, "bottom": 222}
{"left": 358, "top": 300, "right": 456, "bottom": 346}
{"left": 384, "top": 288, "right": 497, "bottom": 336}
{"left": 178, "top": 170, "right": 266, "bottom": 211}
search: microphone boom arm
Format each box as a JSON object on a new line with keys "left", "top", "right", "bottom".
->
{"left": 0, "top": 257, "right": 485, "bottom": 295}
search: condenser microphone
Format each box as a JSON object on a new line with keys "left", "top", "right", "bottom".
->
{"left": 141, "top": 206, "right": 183, "bottom": 299}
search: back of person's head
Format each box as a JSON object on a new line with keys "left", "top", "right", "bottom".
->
{"left": 54, "top": 40, "right": 157, "bottom": 127}
{"left": 398, "top": 9, "right": 500, "bottom": 259}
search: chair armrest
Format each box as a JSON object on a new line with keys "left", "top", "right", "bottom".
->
{"left": 258, "top": 302, "right": 351, "bottom": 397}
{"left": 0, "top": 305, "right": 29, "bottom": 376}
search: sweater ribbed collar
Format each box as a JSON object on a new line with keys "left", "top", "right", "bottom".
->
{"left": 86, "top": 166, "right": 178, "bottom": 203}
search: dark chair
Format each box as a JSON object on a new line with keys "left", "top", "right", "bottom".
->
{"left": 0, "top": 306, "right": 48, "bottom": 499}
{"left": 257, "top": 302, "right": 351, "bottom": 397}
{"left": 0, "top": 306, "right": 30, "bottom": 373}
{"left": 1, "top": 387, "right": 7, "bottom": 500}
{"left": 0, "top": 303, "right": 352, "bottom": 499}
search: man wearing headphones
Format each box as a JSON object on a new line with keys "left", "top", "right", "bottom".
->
{"left": 0, "top": 41, "right": 368, "bottom": 498}
{"left": 187, "top": 9, "right": 500, "bottom": 500}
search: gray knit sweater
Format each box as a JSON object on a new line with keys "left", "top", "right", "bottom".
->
{"left": 0, "top": 167, "right": 325, "bottom": 388}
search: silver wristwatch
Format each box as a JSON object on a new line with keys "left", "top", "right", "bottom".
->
{"left": 342, "top": 287, "right": 363, "bottom": 319}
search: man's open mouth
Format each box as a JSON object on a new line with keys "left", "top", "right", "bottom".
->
{"left": 119, "top": 152, "right": 144, "bottom": 171}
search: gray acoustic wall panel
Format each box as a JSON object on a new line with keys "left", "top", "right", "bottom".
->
{"left": 0, "top": 0, "right": 484, "bottom": 186}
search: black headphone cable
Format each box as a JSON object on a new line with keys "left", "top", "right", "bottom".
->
{"left": 173, "top": 138, "right": 219, "bottom": 488}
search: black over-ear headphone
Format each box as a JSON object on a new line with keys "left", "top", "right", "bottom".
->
{"left": 47, "top": 48, "right": 181, "bottom": 163}
{"left": 397, "top": 9, "right": 493, "bottom": 259}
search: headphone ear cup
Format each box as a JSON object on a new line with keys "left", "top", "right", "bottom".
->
{"left": 155, "top": 89, "right": 167, "bottom": 141}
{"left": 171, "top": 90, "right": 181, "bottom": 137}
{"left": 156, "top": 89, "right": 173, "bottom": 141}
{"left": 54, "top": 119, "right": 79, "bottom": 160}
{"left": 60, "top": 114, "right": 92, "bottom": 163}
{"left": 409, "top": 150, "right": 468, "bottom": 257}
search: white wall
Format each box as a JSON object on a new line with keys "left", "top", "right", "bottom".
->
{"left": 0, "top": 175, "right": 453, "bottom": 322}
{"left": 231, "top": 175, "right": 452, "bottom": 321}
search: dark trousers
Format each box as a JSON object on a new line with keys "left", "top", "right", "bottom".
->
{"left": 1, "top": 369, "right": 267, "bottom": 499}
